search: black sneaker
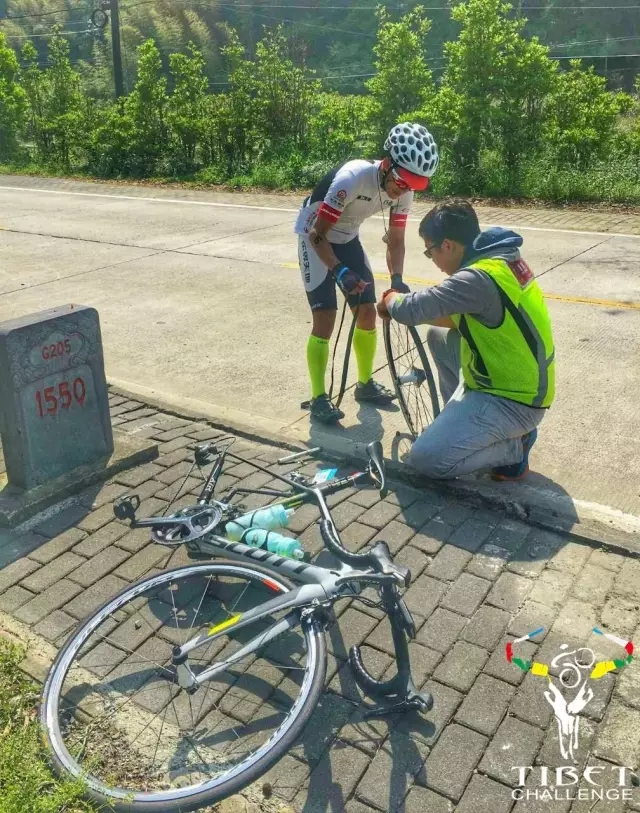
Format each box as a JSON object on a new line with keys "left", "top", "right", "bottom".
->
{"left": 310, "top": 394, "right": 345, "bottom": 424}
{"left": 354, "top": 378, "right": 396, "bottom": 405}
{"left": 491, "top": 428, "right": 538, "bottom": 481}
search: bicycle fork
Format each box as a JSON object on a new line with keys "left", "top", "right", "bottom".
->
{"left": 349, "top": 585, "right": 434, "bottom": 718}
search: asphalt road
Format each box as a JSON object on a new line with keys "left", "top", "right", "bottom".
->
{"left": 1, "top": 176, "right": 639, "bottom": 530}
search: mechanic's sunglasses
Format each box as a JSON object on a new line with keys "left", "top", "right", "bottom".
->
{"left": 423, "top": 242, "right": 441, "bottom": 259}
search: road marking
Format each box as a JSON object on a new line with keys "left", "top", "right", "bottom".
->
{"left": 1, "top": 184, "right": 639, "bottom": 239}
{"left": 543, "top": 292, "right": 640, "bottom": 310}
{"left": 283, "top": 263, "right": 640, "bottom": 310}
{"left": 0, "top": 185, "right": 296, "bottom": 214}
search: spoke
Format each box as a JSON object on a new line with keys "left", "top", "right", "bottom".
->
{"left": 60, "top": 679, "right": 176, "bottom": 723}
{"left": 128, "top": 696, "right": 170, "bottom": 750}
{"left": 169, "top": 581, "right": 181, "bottom": 636}
{"left": 76, "top": 630, "right": 173, "bottom": 678}
{"left": 411, "top": 382, "right": 420, "bottom": 434}
{"left": 150, "top": 687, "right": 173, "bottom": 772}
{"left": 184, "top": 732, "right": 216, "bottom": 779}
{"left": 196, "top": 690, "right": 242, "bottom": 744}
{"left": 71, "top": 658, "right": 160, "bottom": 669}
{"left": 188, "top": 692, "right": 196, "bottom": 732}
{"left": 228, "top": 579, "right": 253, "bottom": 617}
{"left": 189, "top": 575, "right": 214, "bottom": 632}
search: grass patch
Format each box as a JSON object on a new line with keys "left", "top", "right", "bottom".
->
{"left": 0, "top": 638, "right": 97, "bottom": 813}
{"left": 2, "top": 152, "right": 640, "bottom": 207}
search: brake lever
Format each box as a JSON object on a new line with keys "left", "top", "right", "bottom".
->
{"left": 367, "top": 462, "right": 388, "bottom": 498}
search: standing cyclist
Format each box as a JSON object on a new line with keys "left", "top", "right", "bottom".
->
{"left": 294, "top": 122, "right": 439, "bottom": 424}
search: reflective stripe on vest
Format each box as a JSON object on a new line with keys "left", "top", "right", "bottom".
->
{"left": 451, "top": 257, "right": 555, "bottom": 408}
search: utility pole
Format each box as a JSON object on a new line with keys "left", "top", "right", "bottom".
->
{"left": 92, "top": 0, "right": 124, "bottom": 98}
{"left": 108, "top": 0, "right": 124, "bottom": 98}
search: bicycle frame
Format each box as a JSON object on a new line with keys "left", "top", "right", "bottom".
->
{"left": 117, "top": 439, "right": 432, "bottom": 715}
{"left": 174, "top": 530, "right": 371, "bottom": 684}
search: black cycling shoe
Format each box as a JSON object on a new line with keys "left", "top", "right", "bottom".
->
{"left": 354, "top": 378, "right": 397, "bottom": 405}
{"left": 310, "top": 394, "right": 345, "bottom": 424}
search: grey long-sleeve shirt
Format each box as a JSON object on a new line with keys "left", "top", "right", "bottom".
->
{"left": 388, "top": 268, "right": 504, "bottom": 328}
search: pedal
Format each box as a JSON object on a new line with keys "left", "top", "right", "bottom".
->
{"left": 113, "top": 494, "right": 140, "bottom": 521}
{"left": 288, "top": 471, "right": 309, "bottom": 486}
{"left": 362, "top": 694, "right": 432, "bottom": 719}
{"left": 194, "top": 443, "right": 216, "bottom": 466}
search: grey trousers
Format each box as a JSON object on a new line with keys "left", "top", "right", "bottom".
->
{"left": 407, "top": 327, "right": 545, "bottom": 479}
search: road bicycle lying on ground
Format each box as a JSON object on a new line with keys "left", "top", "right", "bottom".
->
{"left": 40, "top": 438, "right": 433, "bottom": 813}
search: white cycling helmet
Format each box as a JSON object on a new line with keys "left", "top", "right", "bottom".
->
{"left": 384, "top": 122, "right": 439, "bottom": 190}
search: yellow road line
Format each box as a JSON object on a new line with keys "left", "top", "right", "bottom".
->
{"left": 543, "top": 292, "right": 640, "bottom": 310}
{"left": 373, "top": 273, "right": 640, "bottom": 310}
{"left": 282, "top": 263, "right": 640, "bottom": 311}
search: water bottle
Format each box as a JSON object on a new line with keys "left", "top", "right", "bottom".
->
{"left": 225, "top": 523, "right": 304, "bottom": 560}
{"left": 231, "top": 504, "right": 294, "bottom": 532}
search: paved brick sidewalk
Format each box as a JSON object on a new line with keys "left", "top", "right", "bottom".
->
{"left": 2, "top": 391, "right": 640, "bottom": 812}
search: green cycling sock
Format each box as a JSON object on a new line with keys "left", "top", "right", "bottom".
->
{"left": 306, "top": 334, "right": 330, "bottom": 399}
{"left": 353, "top": 327, "right": 377, "bottom": 385}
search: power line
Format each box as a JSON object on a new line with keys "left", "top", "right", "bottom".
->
{"left": 4, "top": 28, "right": 93, "bottom": 38}
{"left": 3, "top": 5, "right": 73, "bottom": 19}
{"left": 156, "top": 1, "right": 640, "bottom": 6}
{"left": 551, "top": 36, "right": 640, "bottom": 48}
{"left": 7, "top": 0, "right": 631, "bottom": 18}
{"left": 521, "top": 4, "right": 640, "bottom": 7}
{"left": 3, "top": 17, "right": 95, "bottom": 28}
{"left": 551, "top": 51, "right": 640, "bottom": 57}
{"left": 218, "top": 4, "right": 377, "bottom": 36}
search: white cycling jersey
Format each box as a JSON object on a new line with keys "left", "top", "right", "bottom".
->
{"left": 293, "top": 159, "right": 413, "bottom": 244}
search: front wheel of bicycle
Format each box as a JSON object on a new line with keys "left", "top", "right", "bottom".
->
{"left": 384, "top": 321, "right": 441, "bottom": 439}
{"left": 40, "top": 560, "right": 327, "bottom": 813}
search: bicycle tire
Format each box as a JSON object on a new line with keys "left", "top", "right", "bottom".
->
{"left": 40, "top": 560, "right": 327, "bottom": 813}
{"left": 384, "top": 321, "right": 440, "bottom": 439}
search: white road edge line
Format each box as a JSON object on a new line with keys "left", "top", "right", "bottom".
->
{"left": 1, "top": 184, "right": 639, "bottom": 240}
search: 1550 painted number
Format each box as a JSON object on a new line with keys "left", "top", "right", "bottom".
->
{"left": 35, "top": 378, "right": 86, "bottom": 417}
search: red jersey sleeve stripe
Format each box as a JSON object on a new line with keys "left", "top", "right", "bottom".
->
{"left": 317, "top": 202, "right": 341, "bottom": 223}
{"left": 390, "top": 212, "right": 408, "bottom": 227}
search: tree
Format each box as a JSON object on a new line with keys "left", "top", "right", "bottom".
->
{"left": 203, "top": 25, "right": 256, "bottom": 172}
{"left": 252, "top": 25, "right": 320, "bottom": 155}
{"left": 307, "top": 92, "right": 373, "bottom": 163}
{"left": 437, "top": 0, "right": 557, "bottom": 175}
{"left": 20, "top": 40, "right": 52, "bottom": 162}
{"left": 123, "top": 38, "right": 168, "bottom": 175}
{"left": 19, "top": 31, "right": 85, "bottom": 168}
{"left": 167, "top": 42, "right": 207, "bottom": 171}
{"left": 46, "top": 30, "right": 86, "bottom": 168}
{"left": 545, "top": 60, "right": 633, "bottom": 166}
{"left": 366, "top": 5, "right": 436, "bottom": 149}
{"left": 0, "top": 31, "right": 27, "bottom": 161}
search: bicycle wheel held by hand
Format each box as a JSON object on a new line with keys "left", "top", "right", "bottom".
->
{"left": 384, "top": 320, "right": 440, "bottom": 439}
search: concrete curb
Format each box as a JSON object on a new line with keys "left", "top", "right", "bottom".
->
{"left": 108, "top": 378, "right": 640, "bottom": 558}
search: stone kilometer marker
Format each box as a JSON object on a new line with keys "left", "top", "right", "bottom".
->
{"left": 0, "top": 305, "right": 113, "bottom": 490}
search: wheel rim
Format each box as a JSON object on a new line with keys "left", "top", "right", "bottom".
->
{"left": 385, "top": 322, "right": 439, "bottom": 438}
{"left": 44, "top": 565, "right": 319, "bottom": 804}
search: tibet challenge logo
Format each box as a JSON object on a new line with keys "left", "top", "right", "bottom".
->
{"left": 506, "top": 627, "right": 636, "bottom": 803}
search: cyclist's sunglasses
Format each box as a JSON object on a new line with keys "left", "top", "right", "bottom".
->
{"left": 390, "top": 169, "right": 411, "bottom": 190}
{"left": 390, "top": 167, "right": 430, "bottom": 192}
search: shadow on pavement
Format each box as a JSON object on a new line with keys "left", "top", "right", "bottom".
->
{"left": 0, "top": 481, "right": 105, "bottom": 569}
